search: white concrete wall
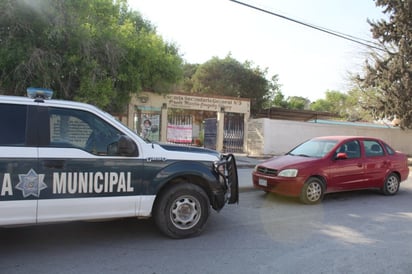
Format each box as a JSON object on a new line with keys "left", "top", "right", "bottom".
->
{"left": 247, "top": 118, "right": 412, "bottom": 156}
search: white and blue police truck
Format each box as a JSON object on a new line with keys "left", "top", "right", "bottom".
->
{"left": 0, "top": 88, "right": 238, "bottom": 238}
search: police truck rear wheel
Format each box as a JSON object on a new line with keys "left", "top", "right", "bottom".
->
{"left": 154, "top": 183, "right": 210, "bottom": 239}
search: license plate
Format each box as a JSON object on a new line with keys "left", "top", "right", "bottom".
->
{"left": 258, "top": 178, "right": 267, "bottom": 187}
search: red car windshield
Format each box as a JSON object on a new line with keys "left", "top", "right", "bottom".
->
{"left": 288, "top": 139, "right": 339, "bottom": 158}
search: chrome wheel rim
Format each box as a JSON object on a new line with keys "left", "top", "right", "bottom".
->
{"left": 306, "top": 182, "right": 322, "bottom": 202}
{"left": 386, "top": 175, "right": 399, "bottom": 194}
{"left": 170, "top": 195, "right": 201, "bottom": 230}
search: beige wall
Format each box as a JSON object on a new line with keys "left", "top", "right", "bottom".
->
{"left": 247, "top": 118, "right": 412, "bottom": 156}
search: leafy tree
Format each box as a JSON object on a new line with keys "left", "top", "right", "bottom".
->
{"left": 190, "top": 55, "right": 274, "bottom": 113}
{"left": 311, "top": 90, "right": 346, "bottom": 113}
{"left": 180, "top": 63, "right": 199, "bottom": 92}
{"left": 345, "top": 88, "right": 374, "bottom": 121}
{"left": 355, "top": 0, "right": 412, "bottom": 128}
{"left": 262, "top": 75, "right": 285, "bottom": 108}
{"left": 310, "top": 98, "right": 332, "bottom": 112}
{"left": 287, "top": 96, "right": 309, "bottom": 110}
{"left": 263, "top": 86, "right": 309, "bottom": 110}
{"left": 0, "top": 0, "right": 183, "bottom": 112}
{"left": 268, "top": 90, "right": 288, "bottom": 108}
{"left": 310, "top": 89, "right": 375, "bottom": 121}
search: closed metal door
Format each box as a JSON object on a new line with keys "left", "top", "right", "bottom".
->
{"left": 203, "top": 118, "right": 217, "bottom": 150}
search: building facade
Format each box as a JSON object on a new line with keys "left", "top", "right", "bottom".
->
{"left": 119, "top": 92, "right": 250, "bottom": 152}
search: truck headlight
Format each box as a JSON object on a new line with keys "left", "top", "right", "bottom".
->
{"left": 278, "top": 169, "right": 298, "bottom": 177}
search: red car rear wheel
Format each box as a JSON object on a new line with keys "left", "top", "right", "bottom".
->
{"left": 382, "top": 173, "right": 400, "bottom": 195}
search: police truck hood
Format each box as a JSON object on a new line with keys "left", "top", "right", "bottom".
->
{"left": 157, "top": 143, "right": 220, "bottom": 158}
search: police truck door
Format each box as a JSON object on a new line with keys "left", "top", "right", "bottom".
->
{"left": 37, "top": 105, "right": 144, "bottom": 223}
{"left": 0, "top": 103, "right": 38, "bottom": 225}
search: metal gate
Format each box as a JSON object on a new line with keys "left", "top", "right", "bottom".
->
{"left": 204, "top": 114, "right": 244, "bottom": 153}
{"left": 223, "top": 113, "right": 244, "bottom": 153}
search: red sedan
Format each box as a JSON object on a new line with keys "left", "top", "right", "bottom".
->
{"left": 252, "top": 136, "right": 410, "bottom": 204}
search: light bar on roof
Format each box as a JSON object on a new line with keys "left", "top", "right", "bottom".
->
{"left": 27, "top": 87, "right": 53, "bottom": 100}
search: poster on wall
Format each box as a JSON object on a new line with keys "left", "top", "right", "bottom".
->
{"left": 138, "top": 114, "right": 160, "bottom": 141}
{"left": 167, "top": 124, "right": 192, "bottom": 144}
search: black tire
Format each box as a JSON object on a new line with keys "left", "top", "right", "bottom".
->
{"left": 382, "top": 173, "right": 400, "bottom": 195}
{"left": 300, "top": 177, "right": 325, "bottom": 204}
{"left": 153, "top": 183, "right": 210, "bottom": 239}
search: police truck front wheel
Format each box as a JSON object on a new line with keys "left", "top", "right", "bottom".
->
{"left": 154, "top": 183, "right": 210, "bottom": 239}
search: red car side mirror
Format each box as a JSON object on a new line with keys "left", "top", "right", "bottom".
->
{"left": 336, "top": 152, "right": 348, "bottom": 160}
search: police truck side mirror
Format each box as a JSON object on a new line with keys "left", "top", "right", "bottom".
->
{"left": 118, "top": 135, "right": 138, "bottom": 156}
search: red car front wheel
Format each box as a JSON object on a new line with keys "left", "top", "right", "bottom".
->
{"left": 300, "top": 177, "right": 325, "bottom": 204}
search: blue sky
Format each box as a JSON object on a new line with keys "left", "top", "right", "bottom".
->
{"left": 128, "top": 0, "right": 385, "bottom": 101}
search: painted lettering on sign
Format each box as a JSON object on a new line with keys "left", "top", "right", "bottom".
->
{"left": 165, "top": 94, "right": 246, "bottom": 112}
{"left": 0, "top": 169, "right": 134, "bottom": 198}
{"left": 53, "top": 172, "right": 134, "bottom": 194}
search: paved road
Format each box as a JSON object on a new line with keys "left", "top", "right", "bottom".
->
{"left": 2, "top": 169, "right": 412, "bottom": 274}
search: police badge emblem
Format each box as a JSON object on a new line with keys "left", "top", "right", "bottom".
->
{"left": 16, "top": 169, "right": 47, "bottom": 198}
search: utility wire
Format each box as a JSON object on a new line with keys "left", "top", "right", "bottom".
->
{"left": 229, "top": 0, "right": 385, "bottom": 51}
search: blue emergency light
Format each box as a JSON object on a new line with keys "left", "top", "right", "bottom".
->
{"left": 27, "top": 87, "right": 53, "bottom": 100}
